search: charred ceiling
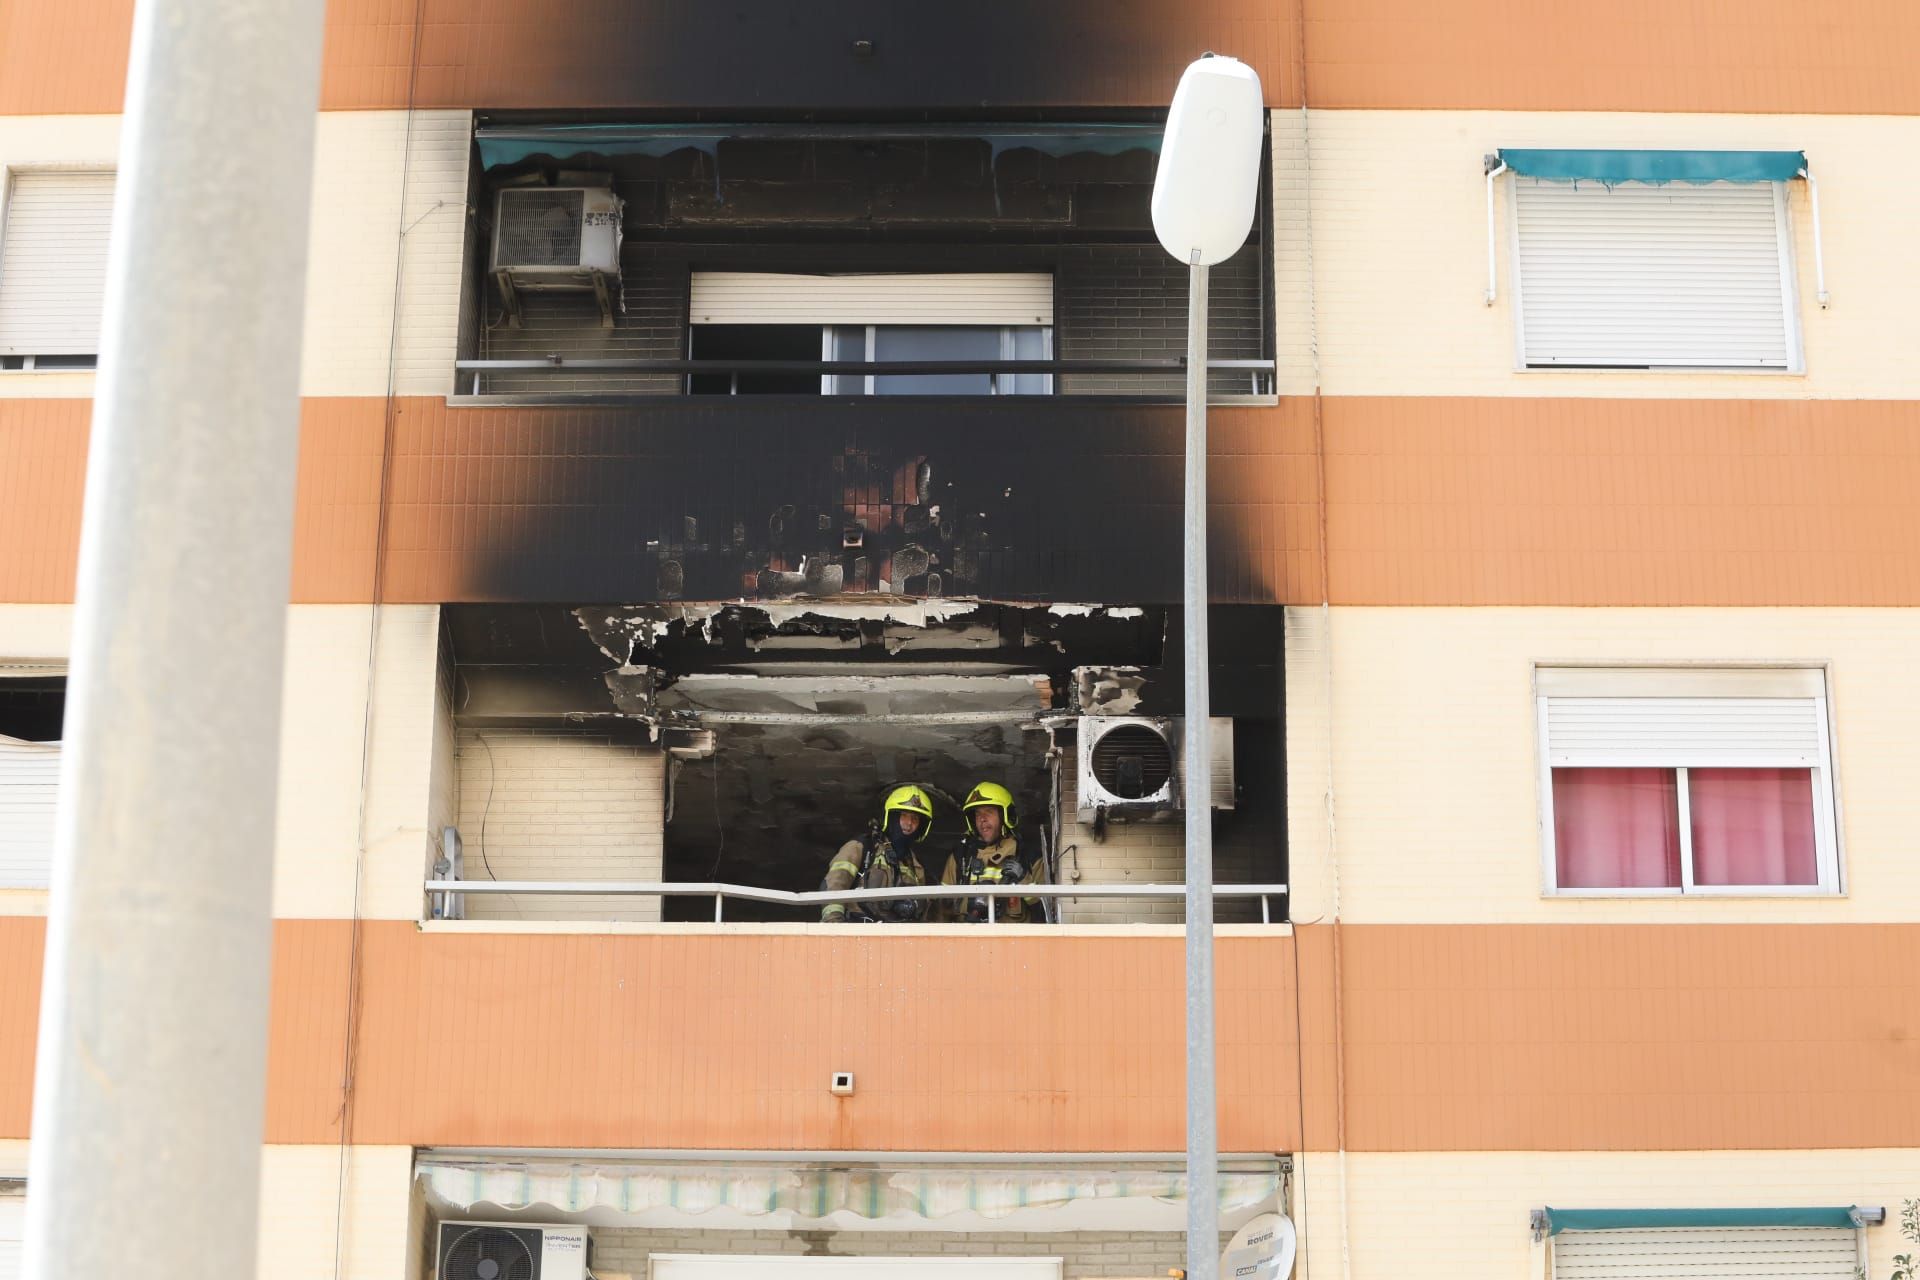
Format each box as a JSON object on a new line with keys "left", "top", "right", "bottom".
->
{"left": 444, "top": 601, "right": 1285, "bottom": 920}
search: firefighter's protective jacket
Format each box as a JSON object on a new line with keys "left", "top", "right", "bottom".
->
{"left": 939, "top": 834, "right": 1042, "bottom": 923}
{"left": 820, "top": 836, "right": 929, "bottom": 922}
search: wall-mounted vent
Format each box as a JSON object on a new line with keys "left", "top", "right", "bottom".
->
{"left": 436, "top": 1221, "right": 589, "bottom": 1280}
{"left": 1075, "top": 716, "right": 1234, "bottom": 821}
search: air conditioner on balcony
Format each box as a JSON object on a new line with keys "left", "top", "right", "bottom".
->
{"left": 1075, "top": 715, "right": 1235, "bottom": 822}
{"left": 436, "top": 1221, "right": 590, "bottom": 1280}
{"left": 491, "top": 184, "right": 624, "bottom": 326}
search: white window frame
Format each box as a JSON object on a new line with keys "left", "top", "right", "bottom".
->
{"left": 819, "top": 323, "right": 1054, "bottom": 396}
{"left": 1534, "top": 666, "right": 1842, "bottom": 897}
{"left": 1507, "top": 174, "right": 1804, "bottom": 374}
{"left": 0, "top": 166, "right": 116, "bottom": 370}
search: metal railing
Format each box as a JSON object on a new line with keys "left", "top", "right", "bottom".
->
{"left": 453, "top": 356, "right": 1278, "bottom": 397}
{"left": 424, "top": 879, "right": 1289, "bottom": 924}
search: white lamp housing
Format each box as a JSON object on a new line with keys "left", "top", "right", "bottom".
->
{"left": 1150, "top": 54, "right": 1267, "bottom": 266}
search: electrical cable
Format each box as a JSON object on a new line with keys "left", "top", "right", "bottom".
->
{"left": 330, "top": 1, "right": 428, "bottom": 1275}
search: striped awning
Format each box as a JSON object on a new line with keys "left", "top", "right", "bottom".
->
{"left": 418, "top": 1158, "right": 1282, "bottom": 1230}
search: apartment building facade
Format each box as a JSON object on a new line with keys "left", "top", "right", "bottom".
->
{"left": 2, "top": 2, "right": 1919, "bottom": 1277}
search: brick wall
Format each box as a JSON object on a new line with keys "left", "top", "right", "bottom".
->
{"left": 590, "top": 1226, "right": 1230, "bottom": 1279}
{"left": 1055, "top": 243, "right": 1265, "bottom": 396}
{"left": 453, "top": 729, "right": 665, "bottom": 922}
{"left": 478, "top": 248, "right": 689, "bottom": 395}
{"left": 1054, "top": 767, "right": 1261, "bottom": 925}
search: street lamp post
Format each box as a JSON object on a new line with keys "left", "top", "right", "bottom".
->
{"left": 1150, "top": 52, "right": 1268, "bottom": 1280}
{"left": 24, "top": 2, "right": 327, "bottom": 1278}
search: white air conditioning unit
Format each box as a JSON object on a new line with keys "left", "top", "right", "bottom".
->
{"left": 1075, "top": 715, "right": 1234, "bottom": 822}
{"left": 436, "top": 1221, "right": 589, "bottom": 1280}
{"left": 491, "top": 185, "right": 624, "bottom": 325}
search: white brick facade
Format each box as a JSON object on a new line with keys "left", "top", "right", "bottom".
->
{"left": 453, "top": 728, "right": 666, "bottom": 922}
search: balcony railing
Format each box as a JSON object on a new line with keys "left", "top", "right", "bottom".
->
{"left": 424, "top": 879, "right": 1290, "bottom": 924}
{"left": 453, "top": 357, "right": 1278, "bottom": 398}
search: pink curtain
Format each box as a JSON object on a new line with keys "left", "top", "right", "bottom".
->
{"left": 1552, "top": 767, "right": 1681, "bottom": 888}
{"left": 1689, "top": 767, "right": 1818, "bottom": 886}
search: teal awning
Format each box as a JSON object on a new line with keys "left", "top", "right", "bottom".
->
{"left": 1497, "top": 149, "right": 1806, "bottom": 185}
{"left": 476, "top": 122, "right": 1162, "bottom": 171}
{"left": 1543, "top": 1207, "right": 1868, "bottom": 1236}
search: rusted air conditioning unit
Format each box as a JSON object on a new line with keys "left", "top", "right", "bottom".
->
{"left": 491, "top": 183, "right": 624, "bottom": 326}
{"left": 1075, "top": 715, "right": 1235, "bottom": 822}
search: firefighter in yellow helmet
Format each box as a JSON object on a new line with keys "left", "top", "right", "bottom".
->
{"left": 820, "top": 784, "right": 934, "bottom": 923}
{"left": 940, "top": 781, "right": 1042, "bottom": 923}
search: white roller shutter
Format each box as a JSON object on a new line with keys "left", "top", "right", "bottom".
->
{"left": 1552, "top": 1226, "right": 1859, "bottom": 1280}
{"left": 0, "top": 171, "right": 116, "bottom": 356}
{"left": 652, "top": 1259, "right": 1061, "bottom": 1280}
{"left": 1511, "top": 178, "right": 1796, "bottom": 369}
{"left": 1543, "top": 697, "right": 1826, "bottom": 768}
{"left": 0, "top": 1194, "right": 21, "bottom": 1280}
{"left": 0, "top": 737, "right": 59, "bottom": 888}
{"left": 690, "top": 272, "right": 1053, "bottom": 326}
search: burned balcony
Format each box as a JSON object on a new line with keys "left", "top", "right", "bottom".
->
{"left": 456, "top": 122, "right": 1274, "bottom": 401}
{"left": 428, "top": 602, "right": 1286, "bottom": 926}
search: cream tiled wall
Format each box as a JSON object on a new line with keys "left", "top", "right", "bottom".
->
{"left": 1286, "top": 606, "right": 1920, "bottom": 924}
{"left": 1294, "top": 1149, "right": 1920, "bottom": 1280}
{"left": 0, "top": 1142, "right": 414, "bottom": 1280}
{"left": 257, "top": 1144, "right": 416, "bottom": 1280}
{"left": 0, "top": 110, "right": 470, "bottom": 400}
{"left": 303, "top": 109, "right": 471, "bottom": 398}
{"left": 453, "top": 728, "right": 666, "bottom": 922}
{"left": 0, "top": 603, "right": 444, "bottom": 919}
{"left": 1269, "top": 109, "right": 1920, "bottom": 398}
{"left": 1056, "top": 769, "right": 1190, "bottom": 924}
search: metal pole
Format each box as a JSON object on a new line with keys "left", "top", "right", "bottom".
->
{"left": 23, "top": 1, "right": 326, "bottom": 1277}
{"left": 1183, "top": 259, "right": 1219, "bottom": 1280}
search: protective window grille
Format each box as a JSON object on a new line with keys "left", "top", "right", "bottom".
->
{"left": 496, "top": 188, "right": 587, "bottom": 268}
{"left": 1511, "top": 178, "right": 1798, "bottom": 370}
{"left": 1552, "top": 1226, "right": 1860, "bottom": 1280}
{"left": 0, "top": 170, "right": 115, "bottom": 359}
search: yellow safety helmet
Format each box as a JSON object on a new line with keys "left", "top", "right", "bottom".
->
{"left": 883, "top": 784, "right": 936, "bottom": 840}
{"left": 963, "top": 780, "right": 1018, "bottom": 832}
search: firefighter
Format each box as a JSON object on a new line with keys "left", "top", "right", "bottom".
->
{"left": 940, "top": 781, "right": 1041, "bottom": 923}
{"left": 819, "top": 784, "right": 934, "bottom": 923}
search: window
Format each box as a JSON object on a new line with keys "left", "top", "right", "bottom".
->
{"left": 0, "top": 672, "right": 64, "bottom": 890}
{"left": 0, "top": 170, "right": 115, "bottom": 368}
{"left": 1536, "top": 668, "right": 1839, "bottom": 895}
{"left": 1550, "top": 1222, "right": 1863, "bottom": 1280}
{"left": 688, "top": 271, "right": 1053, "bottom": 396}
{"left": 1510, "top": 177, "right": 1800, "bottom": 370}
{"left": 0, "top": 1189, "right": 21, "bottom": 1280}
